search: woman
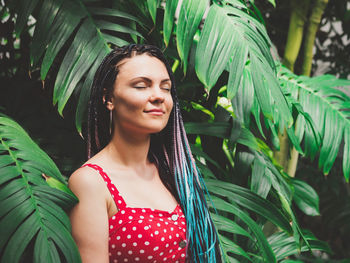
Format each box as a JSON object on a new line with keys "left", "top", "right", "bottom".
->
{"left": 69, "top": 44, "right": 221, "bottom": 262}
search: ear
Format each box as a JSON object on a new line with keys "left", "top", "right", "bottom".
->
{"left": 103, "top": 89, "right": 114, "bottom": 111}
{"left": 106, "top": 100, "right": 114, "bottom": 111}
{"left": 104, "top": 96, "right": 114, "bottom": 111}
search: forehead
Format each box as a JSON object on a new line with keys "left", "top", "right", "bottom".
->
{"left": 116, "top": 54, "right": 170, "bottom": 81}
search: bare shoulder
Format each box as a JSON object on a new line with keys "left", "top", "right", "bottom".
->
{"left": 68, "top": 165, "right": 110, "bottom": 263}
{"left": 68, "top": 165, "right": 105, "bottom": 198}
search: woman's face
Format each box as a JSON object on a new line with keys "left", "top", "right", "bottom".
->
{"left": 107, "top": 54, "right": 173, "bottom": 136}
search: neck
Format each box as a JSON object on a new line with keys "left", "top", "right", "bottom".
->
{"left": 105, "top": 125, "right": 151, "bottom": 167}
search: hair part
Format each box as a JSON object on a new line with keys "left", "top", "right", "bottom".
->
{"left": 87, "top": 44, "right": 222, "bottom": 262}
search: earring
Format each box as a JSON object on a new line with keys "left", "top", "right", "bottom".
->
{"left": 109, "top": 110, "right": 113, "bottom": 134}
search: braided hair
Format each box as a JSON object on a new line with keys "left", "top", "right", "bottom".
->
{"left": 87, "top": 44, "right": 222, "bottom": 262}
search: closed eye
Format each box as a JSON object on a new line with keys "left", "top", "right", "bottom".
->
{"left": 161, "top": 84, "right": 171, "bottom": 91}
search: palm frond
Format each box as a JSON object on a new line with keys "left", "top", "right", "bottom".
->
{"left": 206, "top": 178, "right": 317, "bottom": 262}
{"left": 185, "top": 112, "right": 320, "bottom": 261}
{"left": 195, "top": 1, "right": 293, "bottom": 127}
{"left": 0, "top": 116, "right": 79, "bottom": 263}
{"left": 208, "top": 194, "right": 276, "bottom": 262}
{"left": 206, "top": 179, "right": 292, "bottom": 234}
{"left": 146, "top": 0, "right": 158, "bottom": 24}
{"left": 8, "top": 0, "right": 39, "bottom": 36}
{"left": 176, "top": 0, "right": 208, "bottom": 73}
{"left": 279, "top": 67, "right": 350, "bottom": 181}
{"left": 268, "top": 230, "right": 331, "bottom": 261}
{"left": 163, "top": 0, "right": 179, "bottom": 46}
{"left": 230, "top": 62, "right": 255, "bottom": 127}
{"left": 291, "top": 179, "right": 320, "bottom": 216}
{"left": 12, "top": 0, "right": 143, "bottom": 132}
{"left": 184, "top": 121, "right": 259, "bottom": 150}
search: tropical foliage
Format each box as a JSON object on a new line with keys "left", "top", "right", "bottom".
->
{"left": 0, "top": 116, "right": 79, "bottom": 262}
{"left": 1, "top": 0, "right": 349, "bottom": 262}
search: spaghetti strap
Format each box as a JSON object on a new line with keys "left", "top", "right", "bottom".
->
{"left": 82, "top": 163, "right": 127, "bottom": 209}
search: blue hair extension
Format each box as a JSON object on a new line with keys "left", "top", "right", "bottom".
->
{"left": 168, "top": 105, "right": 221, "bottom": 262}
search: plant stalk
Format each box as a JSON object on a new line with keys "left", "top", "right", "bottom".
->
{"left": 274, "top": 0, "right": 311, "bottom": 174}
{"left": 286, "top": 0, "right": 329, "bottom": 177}
{"left": 282, "top": 0, "right": 311, "bottom": 72}
{"left": 301, "top": 0, "right": 329, "bottom": 76}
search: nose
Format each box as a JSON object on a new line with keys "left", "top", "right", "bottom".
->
{"left": 150, "top": 86, "right": 165, "bottom": 103}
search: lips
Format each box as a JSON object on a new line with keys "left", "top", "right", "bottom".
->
{"left": 144, "top": 109, "right": 164, "bottom": 115}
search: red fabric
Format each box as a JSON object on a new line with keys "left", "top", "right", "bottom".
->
{"left": 83, "top": 163, "right": 187, "bottom": 263}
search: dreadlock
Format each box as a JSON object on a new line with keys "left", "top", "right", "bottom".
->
{"left": 87, "top": 44, "right": 222, "bottom": 262}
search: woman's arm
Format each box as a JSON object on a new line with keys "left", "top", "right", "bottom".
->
{"left": 69, "top": 167, "right": 110, "bottom": 263}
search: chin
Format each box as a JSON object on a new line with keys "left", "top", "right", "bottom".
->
{"left": 145, "top": 125, "right": 168, "bottom": 135}
{"left": 124, "top": 123, "right": 167, "bottom": 136}
{"left": 143, "top": 120, "right": 169, "bottom": 133}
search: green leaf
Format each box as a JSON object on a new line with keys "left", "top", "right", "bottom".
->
{"left": 163, "top": 0, "right": 179, "bottom": 46}
{"left": 27, "top": 0, "right": 143, "bottom": 126}
{"left": 40, "top": 0, "right": 84, "bottom": 80}
{"left": 177, "top": 0, "right": 208, "bottom": 73}
{"left": 195, "top": 5, "right": 237, "bottom": 90}
{"left": 185, "top": 122, "right": 231, "bottom": 138}
{"left": 211, "top": 213, "right": 252, "bottom": 239}
{"left": 53, "top": 20, "right": 104, "bottom": 114}
{"left": 34, "top": 230, "right": 60, "bottom": 263}
{"left": 87, "top": 7, "right": 144, "bottom": 24}
{"left": 30, "top": 0, "right": 64, "bottom": 66}
{"left": 279, "top": 67, "right": 350, "bottom": 180}
{"left": 190, "top": 144, "right": 228, "bottom": 176}
{"left": 209, "top": 195, "right": 276, "bottom": 262}
{"left": 94, "top": 20, "right": 143, "bottom": 37}
{"left": 75, "top": 51, "right": 105, "bottom": 133}
{"left": 267, "top": 0, "right": 276, "bottom": 7}
{"left": 292, "top": 179, "right": 320, "bottom": 216}
{"left": 228, "top": 45, "right": 248, "bottom": 99}
{"left": 11, "top": 0, "right": 40, "bottom": 37}
{"left": 206, "top": 179, "right": 292, "bottom": 233}
{"left": 0, "top": 116, "right": 80, "bottom": 262}
{"left": 1, "top": 213, "right": 40, "bottom": 263}
{"left": 196, "top": 2, "right": 293, "bottom": 127}
{"left": 147, "top": 0, "right": 158, "bottom": 24}
{"left": 268, "top": 231, "right": 331, "bottom": 260}
{"left": 237, "top": 127, "right": 259, "bottom": 150}
{"left": 344, "top": 126, "right": 350, "bottom": 182}
{"left": 251, "top": 158, "right": 272, "bottom": 198}
{"left": 219, "top": 234, "right": 252, "bottom": 261}
{"left": 319, "top": 111, "right": 344, "bottom": 175}
{"left": 184, "top": 122, "right": 258, "bottom": 149}
{"left": 231, "top": 63, "right": 254, "bottom": 126}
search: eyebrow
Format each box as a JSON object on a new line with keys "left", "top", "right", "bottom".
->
{"left": 130, "top": 77, "right": 171, "bottom": 83}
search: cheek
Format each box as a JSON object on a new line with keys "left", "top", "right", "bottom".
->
{"left": 167, "top": 96, "right": 174, "bottom": 111}
{"left": 114, "top": 92, "right": 146, "bottom": 112}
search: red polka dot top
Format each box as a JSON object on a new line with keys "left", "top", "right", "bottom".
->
{"left": 83, "top": 163, "right": 188, "bottom": 263}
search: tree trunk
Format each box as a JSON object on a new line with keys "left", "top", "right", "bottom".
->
{"left": 274, "top": 0, "right": 311, "bottom": 173}
{"left": 282, "top": 0, "right": 311, "bottom": 72}
{"left": 301, "top": 0, "right": 329, "bottom": 76}
{"left": 285, "top": 0, "right": 329, "bottom": 177}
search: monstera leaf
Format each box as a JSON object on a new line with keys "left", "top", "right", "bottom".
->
{"left": 0, "top": 116, "right": 79, "bottom": 263}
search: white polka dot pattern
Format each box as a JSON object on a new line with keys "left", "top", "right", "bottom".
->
{"left": 83, "top": 163, "right": 187, "bottom": 262}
